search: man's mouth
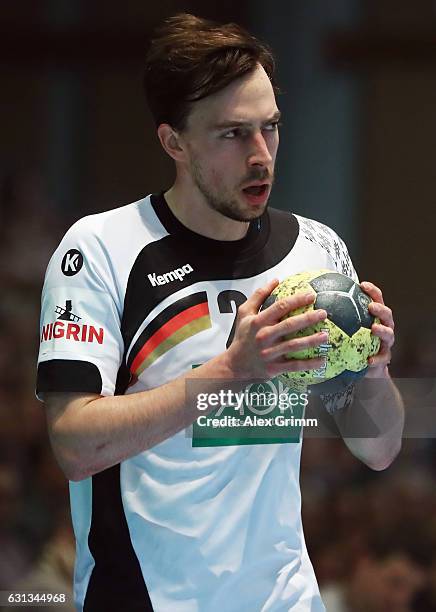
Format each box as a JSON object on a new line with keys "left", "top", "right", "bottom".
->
{"left": 241, "top": 183, "right": 270, "bottom": 205}
{"left": 242, "top": 184, "right": 268, "bottom": 196}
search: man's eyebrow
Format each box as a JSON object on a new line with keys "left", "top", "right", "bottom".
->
{"left": 211, "top": 110, "right": 282, "bottom": 130}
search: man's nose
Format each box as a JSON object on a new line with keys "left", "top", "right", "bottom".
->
{"left": 247, "top": 132, "right": 273, "bottom": 167}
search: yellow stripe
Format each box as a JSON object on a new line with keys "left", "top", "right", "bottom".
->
{"left": 135, "top": 315, "right": 211, "bottom": 375}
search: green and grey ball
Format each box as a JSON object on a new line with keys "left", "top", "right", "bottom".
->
{"left": 263, "top": 270, "right": 380, "bottom": 393}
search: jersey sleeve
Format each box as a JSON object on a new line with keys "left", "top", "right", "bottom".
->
{"left": 295, "top": 214, "right": 359, "bottom": 282}
{"left": 36, "top": 217, "right": 124, "bottom": 399}
{"left": 327, "top": 232, "right": 359, "bottom": 283}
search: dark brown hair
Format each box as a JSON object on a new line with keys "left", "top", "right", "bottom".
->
{"left": 143, "top": 13, "right": 279, "bottom": 130}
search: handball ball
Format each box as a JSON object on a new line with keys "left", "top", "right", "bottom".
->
{"left": 262, "top": 270, "right": 381, "bottom": 393}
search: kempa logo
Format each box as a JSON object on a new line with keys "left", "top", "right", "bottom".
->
{"left": 61, "top": 249, "right": 84, "bottom": 276}
{"left": 148, "top": 264, "right": 194, "bottom": 287}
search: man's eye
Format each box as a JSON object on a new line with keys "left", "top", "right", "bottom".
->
{"left": 223, "top": 129, "right": 242, "bottom": 139}
{"left": 264, "top": 121, "right": 282, "bottom": 131}
{"left": 221, "top": 122, "right": 281, "bottom": 138}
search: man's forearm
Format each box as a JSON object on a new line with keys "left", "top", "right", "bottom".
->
{"left": 335, "top": 368, "right": 404, "bottom": 470}
{"left": 47, "top": 352, "right": 245, "bottom": 481}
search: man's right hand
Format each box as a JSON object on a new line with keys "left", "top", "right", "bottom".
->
{"left": 226, "top": 278, "right": 329, "bottom": 381}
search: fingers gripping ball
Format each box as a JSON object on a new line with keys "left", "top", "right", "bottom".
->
{"left": 263, "top": 270, "right": 381, "bottom": 393}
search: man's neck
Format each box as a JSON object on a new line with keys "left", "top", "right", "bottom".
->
{"left": 164, "top": 184, "right": 250, "bottom": 241}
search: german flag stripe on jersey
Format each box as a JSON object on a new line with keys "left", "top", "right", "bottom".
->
{"left": 128, "top": 292, "right": 211, "bottom": 375}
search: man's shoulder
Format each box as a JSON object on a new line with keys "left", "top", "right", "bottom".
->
{"left": 47, "top": 194, "right": 165, "bottom": 281}
{"left": 65, "top": 195, "right": 152, "bottom": 241}
{"left": 269, "top": 208, "right": 357, "bottom": 280}
{"left": 57, "top": 194, "right": 169, "bottom": 258}
{"left": 267, "top": 208, "right": 346, "bottom": 249}
{"left": 293, "top": 213, "right": 343, "bottom": 246}
{"left": 292, "top": 213, "right": 356, "bottom": 279}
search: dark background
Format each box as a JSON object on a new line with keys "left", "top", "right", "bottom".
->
{"left": 1, "top": 1, "right": 436, "bottom": 609}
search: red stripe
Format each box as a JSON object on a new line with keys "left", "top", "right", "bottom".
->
{"left": 131, "top": 302, "right": 209, "bottom": 373}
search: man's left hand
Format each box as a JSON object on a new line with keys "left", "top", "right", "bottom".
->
{"left": 361, "top": 281, "right": 395, "bottom": 378}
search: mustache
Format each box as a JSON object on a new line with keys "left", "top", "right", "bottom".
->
{"left": 241, "top": 169, "right": 274, "bottom": 184}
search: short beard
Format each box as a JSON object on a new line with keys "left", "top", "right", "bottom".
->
{"left": 190, "top": 156, "right": 271, "bottom": 223}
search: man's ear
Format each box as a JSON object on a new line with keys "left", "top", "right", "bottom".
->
{"left": 157, "top": 124, "right": 186, "bottom": 162}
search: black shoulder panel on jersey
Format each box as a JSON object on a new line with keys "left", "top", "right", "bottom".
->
{"left": 84, "top": 465, "right": 154, "bottom": 611}
{"left": 118, "top": 195, "right": 299, "bottom": 362}
{"left": 36, "top": 360, "right": 102, "bottom": 395}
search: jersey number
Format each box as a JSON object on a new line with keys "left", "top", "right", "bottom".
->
{"left": 217, "top": 290, "right": 247, "bottom": 348}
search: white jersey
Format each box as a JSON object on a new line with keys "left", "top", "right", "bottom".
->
{"left": 37, "top": 193, "right": 356, "bottom": 612}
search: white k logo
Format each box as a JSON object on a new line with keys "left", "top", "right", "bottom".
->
{"left": 64, "top": 253, "right": 79, "bottom": 272}
{"left": 61, "top": 249, "right": 84, "bottom": 276}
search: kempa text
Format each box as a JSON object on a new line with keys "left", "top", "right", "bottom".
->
{"left": 148, "top": 264, "right": 193, "bottom": 286}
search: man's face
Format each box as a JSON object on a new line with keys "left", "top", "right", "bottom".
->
{"left": 179, "top": 64, "right": 279, "bottom": 222}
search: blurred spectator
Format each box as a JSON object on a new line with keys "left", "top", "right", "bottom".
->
{"left": 301, "top": 437, "right": 436, "bottom": 611}
{"left": 414, "top": 554, "right": 436, "bottom": 611}
{"left": 0, "top": 170, "right": 65, "bottom": 289}
{"left": 8, "top": 509, "right": 75, "bottom": 612}
{"left": 320, "top": 529, "right": 431, "bottom": 612}
{"left": 393, "top": 322, "right": 436, "bottom": 378}
{"left": 0, "top": 462, "right": 33, "bottom": 589}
